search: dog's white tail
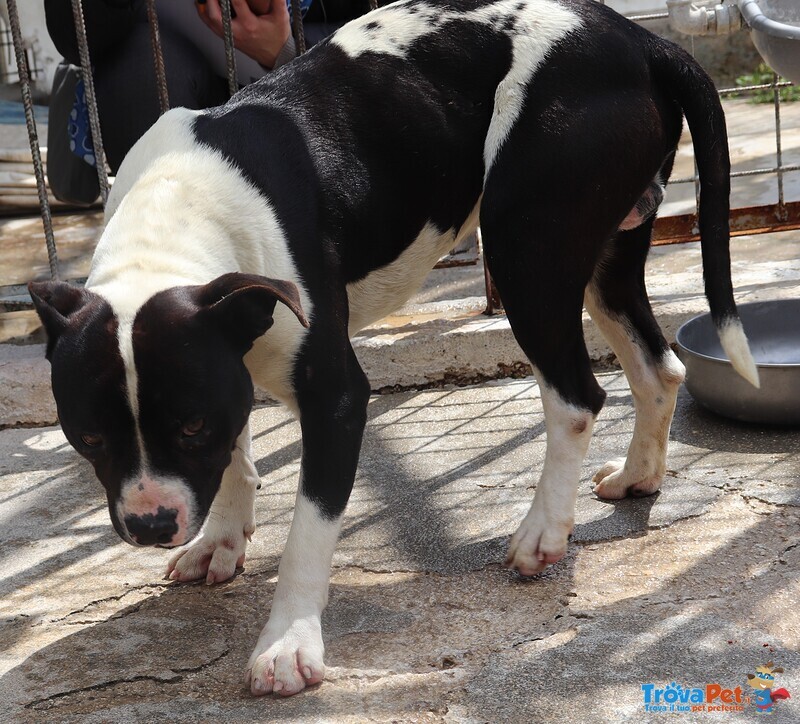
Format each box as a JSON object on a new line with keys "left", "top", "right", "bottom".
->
{"left": 718, "top": 318, "right": 760, "bottom": 388}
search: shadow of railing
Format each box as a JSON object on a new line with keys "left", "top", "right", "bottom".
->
{"left": 3, "top": 374, "right": 799, "bottom": 716}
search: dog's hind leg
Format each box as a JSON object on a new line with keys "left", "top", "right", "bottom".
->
{"left": 480, "top": 196, "right": 608, "bottom": 576}
{"left": 166, "top": 423, "right": 258, "bottom": 584}
{"left": 585, "top": 222, "right": 685, "bottom": 499}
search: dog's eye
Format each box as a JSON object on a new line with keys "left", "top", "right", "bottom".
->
{"left": 80, "top": 433, "right": 103, "bottom": 447}
{"left": 181, "top": 418, "right": 205, "bottom": 437}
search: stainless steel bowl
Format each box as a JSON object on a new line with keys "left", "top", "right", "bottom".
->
{"left": 743, "top": 0, "right": 800, "bottom": 85}
{"left": 676, "top": 299, "right": 800, "bottom": 425}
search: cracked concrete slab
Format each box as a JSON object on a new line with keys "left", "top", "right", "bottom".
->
{"left": 1, "top": 372, "right": 799, "bottom": 721}
{"left": 464, "top": 498, "right": 800, "bottom": 723}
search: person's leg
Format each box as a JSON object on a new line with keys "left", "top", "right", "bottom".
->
{"left": 44, "top": 0, "right": 144, "bottom": 66}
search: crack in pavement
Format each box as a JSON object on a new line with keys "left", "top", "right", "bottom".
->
{"left": 741, "top": 492, "right": 800, "bottom": 510}
{"left": 511, "top": 628, "right": 572, "bottom": 649}
{"left": 24, "top": 649, "right": 231, "bottom": 710}
{"left": 25, "top": 674, "right": 182, "bottom": 711}
{"left": 44, "top": 583, "right": 168, "bottom": 625}
{"left": 769, "top": 539, "right": 800, "bottom": 571}
{"left": 639, "top": 593, "right": 725, "bottom": 608}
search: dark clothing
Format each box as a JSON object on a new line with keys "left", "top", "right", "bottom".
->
{"left": 45, "top": 0, "right": 144, "bottom": 68}
{"left": 44, "top": 0, "right": 369, "bottom": 173}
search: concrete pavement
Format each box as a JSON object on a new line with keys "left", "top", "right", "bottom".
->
{"left": 1, "top": 372, "right": 799, "bottom": 722}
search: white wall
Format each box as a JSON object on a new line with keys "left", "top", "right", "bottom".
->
{"left": 0, "top": 1, "right": 61, "bottom": 93}
{"left": 604, "top": 0, "right": 673, "bottom": 14}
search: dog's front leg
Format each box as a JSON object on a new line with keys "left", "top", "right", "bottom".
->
{"left": 246, "top": 494, "right": 342, "bottom": 696}
{"left": 166, "top": 424, "right": 258, "bottom": 584}
{"left": 247, "top": 347, "right": 370, "bottom": 696}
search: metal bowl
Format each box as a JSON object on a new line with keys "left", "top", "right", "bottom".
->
{"left": 743, "top": 0, "right": 800, "bottom": 85}
{"left": 676, "top": 299, "right": 800, "bottom": 425}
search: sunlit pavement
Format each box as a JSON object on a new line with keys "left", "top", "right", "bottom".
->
{"left": 1, "top": 372, "right": 798, "bottom": 721}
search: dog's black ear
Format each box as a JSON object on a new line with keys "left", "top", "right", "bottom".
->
{"left": 197, "top": 273, "right": 309, "bottom": 352}
{"left": 28, "top": 281, "right": 96, "bottom": 359}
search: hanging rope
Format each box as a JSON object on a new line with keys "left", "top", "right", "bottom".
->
{"left": 291, "top": 0, "right": 307, "bottom": 56}
{"left": 220, "top": 0, "right": 239, "bottom": 96}
{"left": 145, "top": 0, "right": 170, "bottom": 114}
{"left": 10, "top": 0, "right": 379, "bottom": 288}
{"left": 6, "top": 0, "right": 60, "bottom": 281}
{"left": 71, "top": 0, "right": 110, "bottom": 205}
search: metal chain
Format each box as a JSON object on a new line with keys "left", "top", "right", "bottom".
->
{"left": 291, "top": 0, "right": 307, "bottom": 56}
{"left": 220, "top": 0, "right": 239, "bottom": 96}
{"left": 6, "top": 0, "right": 60, "bottom": 281}
{"left": 71, "top": 0, "right": 110, "bottom": 205}
{"left": 145, "top": 0, "right": 170, "bottom": 114}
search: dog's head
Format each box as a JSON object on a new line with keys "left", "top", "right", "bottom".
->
{"left": 29, "top": 273, "right": 307, "bottom": 548}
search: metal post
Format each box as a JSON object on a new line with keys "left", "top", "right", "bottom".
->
{"left": 479, "top": 229, "right": 503, "bottom": 315}
{"left": 773, "top": 72, "right": 786, "bottom": 217}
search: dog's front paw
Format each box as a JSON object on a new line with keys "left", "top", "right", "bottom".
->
{"left": 592, "top": 457, "right": 662, "bottom": 499}
{"left": 166, "top": 520, "right": 255, "bottom": 585}
{"left": 246, "top": 616, "right": 325, "bottom": 696}
{"left": 505, "top": 508, "right": 571, "bottom": 576}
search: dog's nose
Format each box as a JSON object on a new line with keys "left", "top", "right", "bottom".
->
{"left": 124, "top": 507, "right": 179, "bottom": 546}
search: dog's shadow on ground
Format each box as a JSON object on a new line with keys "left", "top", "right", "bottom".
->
{"left": 0, "top": 532, "right": 584, "bottom": 718}
{"left": 10, "top": 379, "right": 798, "bottom": 717}
{"left": 572, "top": 493, "right": 659, "bottom": 544}
{"left": 251, "top": 386, "right": 674, "bottom": 573}
{"left": 6, "top": 500, "right": 799, "bottom": 720}
{"left": 670, "top": 387, "right": 800, "bottom": 455}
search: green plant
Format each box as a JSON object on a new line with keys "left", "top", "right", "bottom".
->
{"left": 734, "top": 63, "right": 800, "bottom": 103}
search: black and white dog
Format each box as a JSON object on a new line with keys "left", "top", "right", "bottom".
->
{"left": 29, "top": 0, "right": 758, "bottom": 697}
